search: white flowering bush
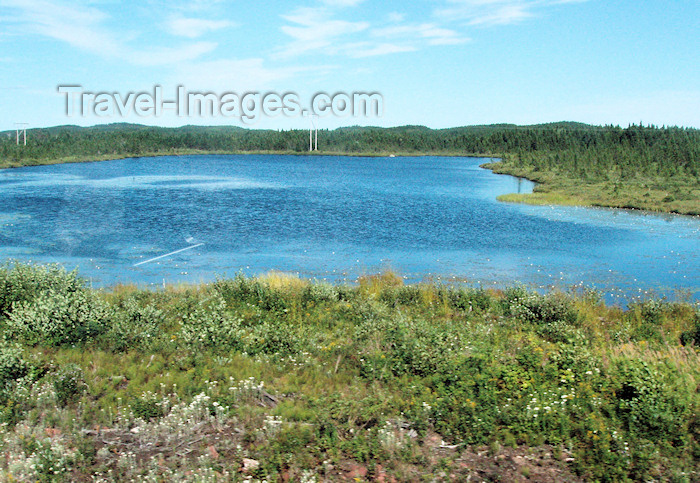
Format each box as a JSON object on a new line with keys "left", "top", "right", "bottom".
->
{"left": 0, "top": 343, "right": 29, "bottom": 387}
{"left": 227, "top": 376, "right": 267, "bottom": 404}
{"left": 301, "top": 282, "right": 339, "bottom": 304}
{"left": 505, "top": 288, "right": 578, "bottom": 327}
{"left": 126, "top": 392, "right": 228, "bottom": 446}
{"left": 0, "top": 262, "right": 84, "bottom": 316}
{"left": 4, "top": 289, "right": 111, "bottom": 346}
{"left": 179, "top": 293, "right": 243, "bottom": 349}
{"left": 0, "top": 424, "right": 76, "bottom": 481}
{"left": 377, "top": 420, "right": 414, "bottom": 454}
{"left": 53, "top": 363, "right": 86, "bottom": 407}
{"left": 103, "top": 296, "right": 165, "bottom": 351}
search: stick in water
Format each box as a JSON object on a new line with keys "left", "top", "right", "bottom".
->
{"left": 134, "top": 243, "right": 204, "bottom": 267}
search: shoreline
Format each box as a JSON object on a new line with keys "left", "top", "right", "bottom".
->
{"left": 0, "top": 149, "right": 502, "bottom": 171}
{"left": 480, "top": 160, "right": 700, "bottom": 217}
{"left": 3, "top": 150, "right": 698, "bottom": 216}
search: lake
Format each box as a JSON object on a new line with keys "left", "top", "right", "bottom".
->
{"left": 0, "top": 154, "right": 698, "bottom": 303}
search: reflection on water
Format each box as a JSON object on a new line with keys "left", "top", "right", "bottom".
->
{"left": 0, "top": 154, "right": 697, "bottom": 303}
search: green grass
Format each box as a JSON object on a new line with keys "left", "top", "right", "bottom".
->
{"left": 484, "top": 161, "right": 700, "bottom": 216}
{"left": 0, "top": 263, "right": 697, "bottom": 481}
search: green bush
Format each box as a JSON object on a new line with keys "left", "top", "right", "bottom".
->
{"left": 506, "top": 288, "right": 578, "bottom": 326}
{"left": 0, "top": 343, "right": 28, "bottom": 387}
{"left": 379, "top": 285, "right": 422, "bottom": 307}
{"left": 4, "top": 289, "right": 111, "bottom": 346}
{"left": 54, "top": 363, "right": 86, "bottom": 407}
{"left": 131, "top": 393, "right": 166, "bottom": 421}
{"left": 680, "top": 311, "right": 700, "bottom": 346}
{"left": 179, "top": 293, "right": 243, "bottom": 349}
{"left": 613, "top": 359, "right": 691, "bottom": 444}
{"left": 241, "top": 318, "right": 305, "bottom": 356}
{"left": 0, "top": 262, "right": 83, "bottom": 316}
{"left": 446, "top": 286, "right": 492, "bottom": 313}
{"left": 213, "top": 274, "right": 291, "bottom": 312}
{"left": 103, "top": 296, "right": 165, "bottom": 352}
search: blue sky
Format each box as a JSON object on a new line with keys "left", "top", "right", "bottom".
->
{"left": 1, "top": 0, "right": 698, "bottom": 131}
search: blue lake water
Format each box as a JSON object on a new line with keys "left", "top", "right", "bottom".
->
{"left": 0, "top": 154, "right": 698, "bottom": 303}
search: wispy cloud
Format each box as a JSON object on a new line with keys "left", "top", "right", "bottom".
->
{"left": 0, "top": 0, "right": 219, "bottom": 65}
{"left": 346, "top": 42, "right": 416, "bottom": 58}
{"left": 277, "top": 6, "right": 369, "bottom": 58}
{"left": 321, "top": 0, "right": 366, "bottom": 6}
{"left": 435, "top": 0, "right": 587, "bottom": 26}
{"left": 172, "top": 58, "right": 304, "bottom": 91}
{"left": 165, "top": 16, "right": 236, "bottom": 39}
{"left": 1, "top": 0, "right": 121, "bottom": 56}
{"left": 372, "top": 23, "right": 469, "bottom": 46}
{"left": 277, "top": 1, "right": 470, "bottom": 59}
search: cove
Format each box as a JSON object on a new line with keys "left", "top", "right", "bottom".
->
{"left": 0, "top": 154, "right": 697, "bottom": 303}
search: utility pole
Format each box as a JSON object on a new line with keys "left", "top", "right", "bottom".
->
{"left": 15, "top": 123, "right": 28, "bottom": 145}
{"left": 305, "top": 113, "right": 318, "bottom": 152}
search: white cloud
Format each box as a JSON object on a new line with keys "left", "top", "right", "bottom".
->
{"left": 345, "top": 42, "right": 416, "bottom": 58}
{"left": 131, "top": 42, "right": 219, "bottom": 66}
{"left": 172, "top": 58, "right": 303, "bottom": 91}
{"left": 372, "top": 23, "right": 469, "bottom": 46}
{"left": 321, "top": 0, "right": 366, "bottom": 6}
{"left": 0, "top": 0, "right": 217, "bottom": 65}
{"left": 1, "top": 0, "right": 122, "bottom": 56}
{"left": 276, "top": 7, "right": 369, "bottom": 57}
{"left": 277, "top": 3, "right": 469, "bottom": 59}
{"left": 435, "top": 0, "right": 586, "bottom": 26}
{"left": 166, "top": 16, "right": 235, "bottom": 38}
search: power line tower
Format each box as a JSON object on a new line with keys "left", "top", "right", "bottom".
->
{"left": 15, "top": 123, "right": 28, "bottom": 146}
{"left": 306, "top": 114, "right": 318, "bottom": 152}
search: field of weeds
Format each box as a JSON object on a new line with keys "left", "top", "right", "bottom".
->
{"left": 0, "top": 263, "right": 697, "bottom": 481}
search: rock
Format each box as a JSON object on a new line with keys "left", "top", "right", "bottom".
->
{"left": 242, "top": 458, "right": 260, "bottom": 473}
{"left": 207, "top": 445, "right": 219, "bottom": 459}
{"left": 347, "top": 463, "right": 368, "bottom": 479}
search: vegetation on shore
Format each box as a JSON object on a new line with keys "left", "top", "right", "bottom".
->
{"left": 0, "top": 262, "right": 697, "bottom": 481}
{"left": 1, "top": 121, "right": 698, "bottom": 215}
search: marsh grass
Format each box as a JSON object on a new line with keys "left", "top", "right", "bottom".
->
{"left": 0, "top": 263, "right": 697, "bottom": 481}
{"left": 487, "top": 162, "right": 700, "bottom": 215}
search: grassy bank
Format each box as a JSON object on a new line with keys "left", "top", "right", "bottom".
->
{"left": 0, "top": 263, "right": 697, "bottom": 481}
{"left": 482, "top": 161, "right": 700, "bottom": 216}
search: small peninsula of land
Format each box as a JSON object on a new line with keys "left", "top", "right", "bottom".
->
{"left": 1, "top": 122, "right": 699, "bottom": 215}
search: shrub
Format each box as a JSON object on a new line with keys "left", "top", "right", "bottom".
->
{"left": 301, "top": 282, "right": 339, "bottom": 305}
{"left": 131, "top": 392, "right": 166, "bottom": 421}
{"left": 680, "top": 311, "right": 700, "bottom": 346}
{"left": 54, "top": 363, "right": 86, "bottom": 407}
{"left": 4, "top": 289, "right": 111, "bottom": 346}
{"left": 214, "top": 274, "right": 291, "bottom": 312}
{"left": 506, "top": 288, "right": 578, "bottom": 326}
{"left": 613, "top": 359, "right": 691, "bottom": 444}
{"left": 103, "top": 296, "right": 165, "bottom": 351}
{"left": 379, "top": 285, "right": 422, "bottom": 307}
{"left": 0, "top": 343, "right": 28, "bottom": 387}
{"left": 0, "top": 262, "right": 83, "bottom": 316}
{"left": 179, "top": 293, "right": 243, "bottom": 349}
{"left": 446, "top": 287, "right": 492, "bottom": 313}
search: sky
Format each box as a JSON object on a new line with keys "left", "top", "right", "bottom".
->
{"left": 0, "top": 0, "right": 698, "bottom": 132}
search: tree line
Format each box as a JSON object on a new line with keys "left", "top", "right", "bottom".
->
{"left": 1, "top": 122, "right": 698, "bottom": 181}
